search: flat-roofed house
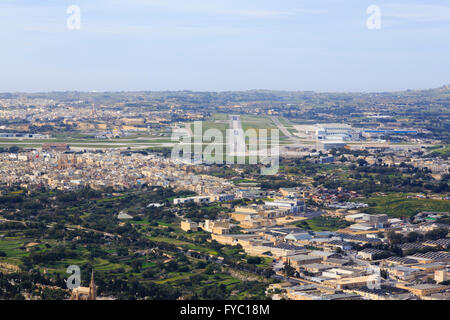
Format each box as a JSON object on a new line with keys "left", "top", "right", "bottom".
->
{"left": 396, "top": 283, "right": 449, "bottom": 298}
{"left": 287, "top": 254, "right": 323, "bottom": 270}
{"left": 181, "top": 219, "right": 198, "bottom": 232}
{"left": 357, "top": 248, "right": 389, "bottom": 260}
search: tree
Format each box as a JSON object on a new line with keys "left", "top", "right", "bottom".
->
{"left": 8, "top": 146, "right": 19, "bottom": 153}
{"left": 283, "top": 263, "right": 296, "bottom": 277}
{"left": 387, "top": 231, "right": 405, "bottom": 245}
{"left": 246, "top": 257, "right": 262, "bottom": 264}
{"left": 425, "top": 228, "right": 448, "bottom": 240}
{"left": 406, "top": 231, "right": 423, "bottom": 243}
{"left": 262, "top": 268, "right": 275, "bottom": 278}
{"left": 130, "top": 260, "right": 142, "bottom": 273}
{"left": 357, "top": 159, "right": 368, "bottom": 167}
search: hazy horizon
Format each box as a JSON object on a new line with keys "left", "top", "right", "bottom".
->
{"left": 2, "top": 84, "right": 449, "bottom": 95}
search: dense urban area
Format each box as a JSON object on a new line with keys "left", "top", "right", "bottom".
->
{"left": 0, "top": 87, "right": 449, "bottom": 300}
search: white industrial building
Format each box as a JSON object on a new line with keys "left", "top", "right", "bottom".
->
{"left": 315, "top": 123, "right": 353, "bottom": 139}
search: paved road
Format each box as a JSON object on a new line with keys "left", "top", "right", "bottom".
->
{"left": 184, "top": 123, "right": 194, "bottom": 138}
{"left": 270, "top": 116, "right": 312, "bottom": 148}
{"left": 270, "top": 116, "right": 293, "bottom": 139}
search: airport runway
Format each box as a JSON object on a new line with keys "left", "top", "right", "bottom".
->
{"left": 228, "top": 115, "right": 247, "bottom": 156}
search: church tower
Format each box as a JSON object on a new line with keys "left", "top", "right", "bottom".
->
{"left": 88, "top": 270, "right": 96, "bottom": 300}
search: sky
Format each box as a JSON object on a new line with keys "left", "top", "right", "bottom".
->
{"left": 0, "top": 0, "right": 449, "bottom": 92}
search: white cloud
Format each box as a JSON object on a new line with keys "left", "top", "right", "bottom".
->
{"left": 384, "top": 3, "right": 450, "bottom": 23}
{"left": 108, "top": 0, "right": 319, "bottom": 18}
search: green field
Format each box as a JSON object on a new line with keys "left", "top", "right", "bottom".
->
{"left": 190, "top": 121, "right": 228, "bottom": 137}
{"left": 0, "top": 239, "right": 29, "bottom": 264}
{"left": 361, "top": 194, "right": 450, "bottom": 218}
{"left": 146, "top": 236, "right": 218, "bottom": 255}
{"left": 240, "top": 115, "right": 277, "bottom": 132}
{"left": 296, "top": 216, "right": 351, "bottom": 231}
{"left": 212, "top": 113, "right": 229, "bottom": 121}
{"left": 427, "top": 146, "right": 450, "bottom": 158}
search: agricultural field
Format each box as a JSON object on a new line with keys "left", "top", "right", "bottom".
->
{"left": 361, "top": 194, "right": 450, "bottom": 218}
{"left": 296, "top": 216, "right": 352, "bottom": 231}
{"left": 0, "top": 187, "right": 275, "bottom": 300}
{"left": 190, "top": 121, "right": 228, "bottom": 138}
{"left": 240, "top": 115, "right": 281, "bottom": 136}
{"left": 427, "top": 145, "right": 450, "bottom": 159}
